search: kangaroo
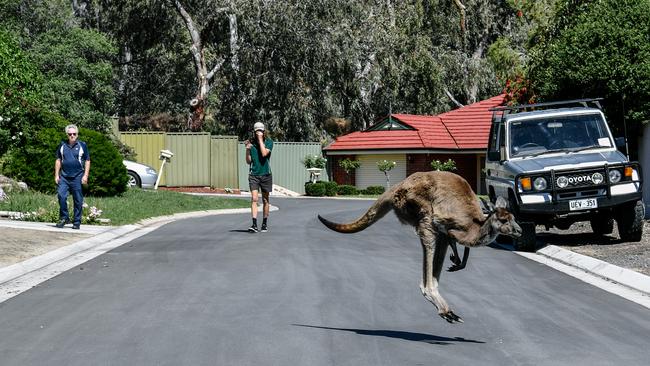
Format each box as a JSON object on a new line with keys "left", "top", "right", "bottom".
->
{"left": 318, "top": 171, "right": 522, "bottom": 323}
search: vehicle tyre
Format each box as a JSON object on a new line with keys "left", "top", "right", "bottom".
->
{"left": 513, "top": 222, "right": 536, "bottom": 252}
{"left": 127, "top": 171, "right": 141, "bottom": 188}
{"left": 590, "top": 214, "right": 614, "bottom": 236}
{"left": 615, "top": 200, "right": 645, "bottom": 242}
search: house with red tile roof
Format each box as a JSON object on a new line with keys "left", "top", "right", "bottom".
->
{"left": 324, "top": 94, "right": 506, "bottom": 194}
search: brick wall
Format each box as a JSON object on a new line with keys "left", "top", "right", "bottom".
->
{"left": 406, "top": 153, "right": 480, "bottom": 193}
{"left": 328, "top": 155, "right": 357, "bottom": 185}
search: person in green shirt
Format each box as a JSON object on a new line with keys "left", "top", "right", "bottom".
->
{"left": 245, "top": 122, "right": 274, "bottom": 232}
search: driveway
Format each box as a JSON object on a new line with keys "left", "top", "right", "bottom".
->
{"left": 0, "top": 198, "right": 649, "bottom": 365}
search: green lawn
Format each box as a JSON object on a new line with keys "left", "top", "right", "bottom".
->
{"left": 0, "top": 189, "right": 250, "bottom": 225}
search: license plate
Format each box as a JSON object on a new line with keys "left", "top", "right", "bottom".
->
{"left": 569, "top": 198, "right": 598, "bottom": 211}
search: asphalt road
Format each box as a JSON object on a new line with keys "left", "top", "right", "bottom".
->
{"left": 0, "top": 197, "right": 649, "bottom": 365}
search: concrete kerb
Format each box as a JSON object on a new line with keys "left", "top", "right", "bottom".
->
{"left": 0, "top": 206, "right": 277, "bottom": 303}
{"left": 515, "top": 245, "right": 650, "bottom": 309}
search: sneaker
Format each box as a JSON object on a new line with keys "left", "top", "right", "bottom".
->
{"left": 55, "top": 219, "right": 69, "bottom": 228}
{"left": 261, "top": 224, "right": 268, "bottom": 232}
{"left": 72, "top": 223, "right": 80, "bottom": 230}
{"left": 248, "top": 224, "right": 258, "bottom": 233}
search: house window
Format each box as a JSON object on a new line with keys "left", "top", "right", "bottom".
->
{"left": 366, "top": 116, "right": 414, "bottom": 131}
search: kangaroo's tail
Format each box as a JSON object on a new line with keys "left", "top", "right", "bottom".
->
{"left": 317, "top": 191, "right": 393, "bottom": 233}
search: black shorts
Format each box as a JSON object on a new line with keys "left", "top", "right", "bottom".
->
{"left": 249, "top": 174, "right": 273, "bottom": 193}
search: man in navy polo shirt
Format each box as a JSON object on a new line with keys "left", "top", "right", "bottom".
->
{"left": 54, "top": 124, "right": 91, "bottom": 229}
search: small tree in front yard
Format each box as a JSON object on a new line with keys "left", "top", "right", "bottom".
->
{"left": 377, "top": 160, "right": 396, "bottom": 189}
{"left": 431, "top": 159, "right": 457, "bottom": 171}
{"left": 339, "top": 158, "right": 361, "bottom": 185}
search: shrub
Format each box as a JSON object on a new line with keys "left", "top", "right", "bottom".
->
{"left": 302, "top": 154, "right": 327, "bottom": 169}
{"left": 305, "top": 181, "right": 327, "bottom": 196}
{"left": 337, "top": 184, "right": 358, "bottom": 195}
{"left": 323, "top": 181, "right": 338, "bottom": 196}
{"left": 431, "top": 159, "right": 457, "bottom": 171}
{"left": 4, "top": 127, "right": 128, "bottom": 196}
{"left": 362, "top": 185, "right": 385, "bottom": 195}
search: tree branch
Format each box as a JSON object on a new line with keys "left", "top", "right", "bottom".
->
{"left": 206, "top": 58, "right": 225, "bottom": 81}
{"left": 452, "top": 0, "right": 467, "bottom": 35}
{"left": 174, "top": 0, "right": 203, "bottom": 74}
{"left": 444, "top": 88, "right": 464, "bottom": 108}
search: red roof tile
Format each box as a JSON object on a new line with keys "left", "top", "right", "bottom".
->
{"left": 325, "top": 94, "right": 505, "bottom": 151}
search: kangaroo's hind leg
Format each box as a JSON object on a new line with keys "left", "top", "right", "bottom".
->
{"left": 417, "top": 221, "right": 463, "bottom": 323}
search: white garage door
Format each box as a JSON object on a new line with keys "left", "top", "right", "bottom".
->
{"left": 356, "top": 154, "right": 407, "bottom": 189}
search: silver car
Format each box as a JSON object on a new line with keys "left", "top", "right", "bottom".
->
{"left": 123, "top": 160, "right": 158, "bottom": 189}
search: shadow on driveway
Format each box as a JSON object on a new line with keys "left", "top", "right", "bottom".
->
{"left": 293, "top": 324, "right": 485, "bottom": 345}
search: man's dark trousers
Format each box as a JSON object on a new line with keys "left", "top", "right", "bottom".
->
{"left": 58, "top": 175, "right": 83, "bottom": 225}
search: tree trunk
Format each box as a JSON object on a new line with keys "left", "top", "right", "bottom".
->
{"left": 173, "top": 0, "right": 228, "bottom": 131}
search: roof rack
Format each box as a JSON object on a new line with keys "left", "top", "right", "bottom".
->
{"left": 489, "top": 98, "right": 603, "bottom": 112}
{"left": 489, "top": 98, "right": 603, "bottom": 123}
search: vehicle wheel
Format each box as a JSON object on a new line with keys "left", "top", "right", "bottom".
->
{"left": 590, "top": 214, "right": 614, "bottom": 236}
{"left": 513, "top": 222, "right": 536, "bottom": 252}
{"left": 615, "top": 200, "right": 645, "bottom": 242}
{"left": 127, "top": 171, "right": 141, "bottom": 188}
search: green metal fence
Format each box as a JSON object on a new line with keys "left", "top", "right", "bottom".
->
{"left": 120, "top": 132, "right": 324, "bottom": 193}
{"left": 238, "top": 141, "right": 328, "bottom": 194}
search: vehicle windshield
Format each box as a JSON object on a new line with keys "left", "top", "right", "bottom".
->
{"left": 509, "top": 113, "right": 613, "bottom": 158}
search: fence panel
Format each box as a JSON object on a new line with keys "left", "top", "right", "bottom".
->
{"left": 165, "top": 133, "right": 211, "bottom": 186}
{"left": 119, "top": 132, "right": 167, "bottom": 186}
{"left": 238, "top": 141, "right": 326, "bottom": 194}
{"left": 210, "top": 136, "right": 239, "bottom": 189}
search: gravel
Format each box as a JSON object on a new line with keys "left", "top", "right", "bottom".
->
{"left": 535, "top": 220, "right": 650, "bottom": 276}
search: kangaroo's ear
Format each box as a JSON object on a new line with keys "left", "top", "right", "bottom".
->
{"left": 479, "top": 197, "right": 493, "bottom": 214}
{"left": 495, "top": 196, "right": 508, "bottom": 209}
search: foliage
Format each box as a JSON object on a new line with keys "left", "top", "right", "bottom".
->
{"left": 0, "top": 188, "right": 249, "bottom": 225}
{"left": 3, "top": 127, "right": 128, "bottom": 196}
{"left": 377, "top": 160, "right": 396, "bottom": 173}
{"left": 339, "top": 158, "right": 360, "bottom": 185}
{"left": 361, "top": 186, "right": 385, "bottom": 195}
{"left": 337, "top": 184, "right": 359, "bottom": 196}
{"left": 377, "top": 159, "right": 396, "bottom": 188}
{"left": 302, "top": 154, "right": 327, "bottom": 169}
{"left": 526, "top": 0, "right": 650, "bottom": 147}
{"left": 322, "top": 181, "right": 338, "bottom": 197}
{"left": 431, "top": 159, "right": 457, "bottom": 171}
{"left": 30, "top": 27, "right": 117, "bottom": 132}
{"left": 0, "top": 31, "right": 44, "bottom": 156}
{"left": 304, "top": 181, "right": 326, "bottom": 197}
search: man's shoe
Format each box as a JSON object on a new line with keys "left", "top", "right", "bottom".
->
{"left": 248, "top": 224, "right": 258, "bottom": 233}
{"left": 261, "top": 224, "right": 268, "bottom": 233}
{"left": 72, "top": 223, "right": 80, "bottom": 230}
{"left": 55, "top": 220, "right": 68, "bottom": 228}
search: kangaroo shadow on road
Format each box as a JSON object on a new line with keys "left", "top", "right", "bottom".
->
{"left": 292, "top": 324, "right": 484, "bottom": 345}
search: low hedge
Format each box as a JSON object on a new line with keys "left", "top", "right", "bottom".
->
{"left": 337, "top": 184, "right": 358, "bottom": 195}
{"left": 361, "top": 185, "right": 385, "bottom": 195}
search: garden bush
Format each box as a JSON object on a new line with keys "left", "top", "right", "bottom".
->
{"left": 337, "top": 184, "right": 358, "bottom": 195}
{"left": 4, "top": 127, "right": 128, "bottom": 196}
{"left": 362, "top": 185, "right": 385, "bottom": 195}
{"left": 323, "top": 181, "right": 338, "bottom": 196}
{"left": 305, "top": 181, "right": 327, "bottom": 196}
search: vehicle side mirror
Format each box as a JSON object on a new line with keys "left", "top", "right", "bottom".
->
{"left": 487, "top": 150, "right": 500, "bottom": 161}
{"left": 615, "top": 137, "right": 626, "bottom": 149}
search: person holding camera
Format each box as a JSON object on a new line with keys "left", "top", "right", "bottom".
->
{"left": 245, "top": 122, "right": 273, "bottom": 232}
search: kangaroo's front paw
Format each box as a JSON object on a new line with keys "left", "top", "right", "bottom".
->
{"left": 447, "top": 263, "right": 465, "bottom": 272}
{"left": 439, "top": 310, "right": 463, "bottom": 324}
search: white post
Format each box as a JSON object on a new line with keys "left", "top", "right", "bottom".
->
{"left": 154, "top": 159, "right": 166, "bottom": 190}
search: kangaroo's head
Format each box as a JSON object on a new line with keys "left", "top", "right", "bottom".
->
{"left": 480, "top": 197, "right": 522, "bottom": 242}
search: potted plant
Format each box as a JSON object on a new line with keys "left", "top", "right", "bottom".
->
{"left": 302, "top": 154, "right": 327, "bottom": 183}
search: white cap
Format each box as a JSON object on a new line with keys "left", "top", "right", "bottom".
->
{"left": 253, "top": 122, "right": 265, "bottom": 131}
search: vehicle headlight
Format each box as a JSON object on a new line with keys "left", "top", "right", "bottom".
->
{"left": 609, "top": 169, "right": 621, "bottom": 183}
{"left": 556, "top": 176, "right": 569, "bottom": 188}
{"left": 533, "top": 177, "right": 547, "bottom": 191}
{"left": 146, "top": 167, "right": 157, "bottom": 175}
{"left": 591, "top": 172, "right": 604, "bottom": 184}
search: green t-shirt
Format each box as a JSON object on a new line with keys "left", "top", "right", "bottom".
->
{"left": 249, "top": 138, "right": 273, "bottom": 176}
